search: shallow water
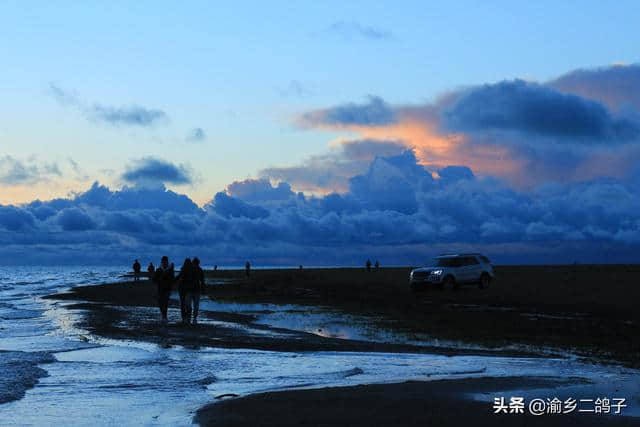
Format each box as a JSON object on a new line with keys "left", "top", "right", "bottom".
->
{"left": 1, "top": 267, "right": 639, "bottom": 425}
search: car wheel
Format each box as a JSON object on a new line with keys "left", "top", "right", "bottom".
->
{"left": 443, "top": 275, "right": 456, "bottom": 290}
{"left": 479, "top": 273, "right": 490, "bottom": 289}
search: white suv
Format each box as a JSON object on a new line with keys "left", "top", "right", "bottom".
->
{"left": 409, "top": 253, "right": 494, "bottom": 290}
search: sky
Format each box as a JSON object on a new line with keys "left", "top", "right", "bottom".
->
{"left": 1, "top": 1, "right": 640, "bottom": 265}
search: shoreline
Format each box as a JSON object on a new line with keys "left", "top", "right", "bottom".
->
{"left": 43, "top": 265, "right": 640, "bottom": 425}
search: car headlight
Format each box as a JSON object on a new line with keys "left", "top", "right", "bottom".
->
{"left": 431, "top": 269, "right": 443, "bottom": 275}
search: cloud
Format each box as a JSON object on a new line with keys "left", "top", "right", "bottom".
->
{"left": 325, "top": 21, "right": 392, "bottom": 41}
{"left": 443, "top": 80, "right": 639, "bottom": 141}
{"left": 226, "top": 179, "right": 295, "bottom": 203}
{"left": 67, "top": 158, "right": 89, "bottom": 181}
{"left": 549, "top": 64, "right": 640, "bottom": 112}
{"left": 72, "top": 182, "right": 200, "bottom": 213}
{"left": 121, "top": 158, "right": 193, "bottom": 187}
{"left": 261, "top": 139, "right": 406, "bottom": 193}
{"left": 294, "top": 65, "right": 640, "bottom": 189}
{"left": 5, "top": 64, "right": 640, "bottom": 265}
{"left": 209, "top": 192, "right": 270, "bottom": 219}
{"left": 277, "top": 80, "right": 313, "bottom": 98}
{"left": 2, "top": 149, "right": 640, "bottom": 264}
{"left": 49, "top": 84, "right": 167, "bottom": 127}
{"left": 0, "top": 156, "right": 61, "bottom": 185}
{"left": 0, "top": 206, "right": 36, "bottom": 231}
{"left": 186, "top": 127, "right": 206, "bottom": 143}
{"left": 49, "top": 83, "right": 80, "bottom": 106}
{"left": 299, "top": 96, "right": 396, "bottom": 127}
{"left": 89, "top": 105, "right": 167, "bottom": 127}
{"left": 56, "top": 208, "right": 97, "bottom": 231}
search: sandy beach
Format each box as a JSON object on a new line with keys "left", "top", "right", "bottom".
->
{"left": 45, "top": 265, "right": 640, "bottom": 425}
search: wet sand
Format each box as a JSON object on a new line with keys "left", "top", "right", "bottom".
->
{"left": 47, "top": 281, "right": 535, "bottom": 357}
{"left": 195, "top": 377, "right": 636, "bottom": 427}
{"left": 206, "top": 265, "right": 640, "bottom": 367}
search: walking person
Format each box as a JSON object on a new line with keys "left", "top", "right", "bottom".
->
{"left": 176, "top": 258, "right": 196, "bottom": 324}
{"left": 132, "top": 259, "right": 141, "bottom": 281}
{"left": 147, "top": 262, "right": 155, "bottom": 279}
{"left": 190, "top": 257, "right": 205, "bottom": 324}
{"left": 152, "top": 256, "right": 174, "bottom": 323}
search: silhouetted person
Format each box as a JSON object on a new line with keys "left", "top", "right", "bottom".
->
{"left": 147, "top": 262, "right": 155, "bottom": 278}
{"left": 374, "top": 260, "right": 380, "bottom": 270}
{"left": 299, "top": 265, "right": 303, "bottom": 270}
{"left": 366, "top": 259, "right": 372, "bottom": 272}
{"left": 214, "top": 265, "right": 218, "bottom": 271}
{"left": 190, "top": 257, "right": 205, "bottom": 324}
{"left": 132, "top": 259, "right": 141, "bottom": 281}
{"left": 245, "top": 261, "right": 251, "bottom": 278}
{"left": 152, "top": 256, "right": 174, "bottom": 322}
{"left": 176, "top": 258, "right": 196, "bottom": 324}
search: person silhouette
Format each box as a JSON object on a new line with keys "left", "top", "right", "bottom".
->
{"left": 132, "top": 259, "right": 141, "bottom": 281}
{"left": 152, "top": 256, "right": 174, "bottom": 323}
{"left": 366, "top": 259, "right": 372, "bottom": 272}
{"left": 245, "top": 261, "right": 251, "bottom": 278}
{"left": 374, "top": 260, "right": 380, "bottom": 270}
{"left": 175, "top": 258, "right": 195, "bottom": 324}
{"left": 189, "top": 257, "right": 205, "bottom": 324}
{"left": 147, "top": 262, "right": 155, "bottom": 278}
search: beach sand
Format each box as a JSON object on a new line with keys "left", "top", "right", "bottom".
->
{"left": 195, "top": 378, "right": 637, "bottom": 427}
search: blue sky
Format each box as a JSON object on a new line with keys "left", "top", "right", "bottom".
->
{"left": 2, "top": 2, "right": 640, "bottom": 264}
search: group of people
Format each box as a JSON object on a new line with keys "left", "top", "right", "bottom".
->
{"left": 145, "top": 256, "right": 206, "bottom": 325}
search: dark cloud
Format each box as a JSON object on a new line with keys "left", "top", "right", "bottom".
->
{"left": 49, "top": 84, "right": 167, "bottom": 127}
{"left": 444, "top": 80, "right": 639, "bottom": 141}
{"left": 56, "top": 208, "right": 97, "bottom": 231}
{"left": 326, "top": 21, "right": 392, "bottom": 41}
{"left": 0, "top": 206, "right": 36, "bottom": 231}
{"left": 209, "top": 192, "right": 270, "bottom": 219}
{"left": 2, "top": 150, "right": 640, "bottom": 264}
{"left": 103, "top": 211, "right": 165, "bottom": 233}
{"left": 186, "top": 127, "right": 206, "bottom": 143}
{"left": 0, "top": 156, "right": 61, "bottom": 185}
{"left": 74, "top": 182, "right": 199, "bottom": 213}
{"left": 121, "top": 158, "right": 193, "bottom": 187}
{"left": 300, "top": 96, "right": 396, "bottom": 127}
{"left": 549, "top": 64, "right": 640, "bottom": 111}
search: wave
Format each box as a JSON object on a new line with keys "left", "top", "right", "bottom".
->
{"left": 0, "top": 351, "right": 55, "bottom": 404}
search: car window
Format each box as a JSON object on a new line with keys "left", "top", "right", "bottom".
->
{"left": 466, "top": 256, "right": 479, "bottom": 265}
{"left": 479, "top": 256, "right": 490, "bottom": 264}
{"left": 435, "top": 257, "right": 456, "bottom": 267}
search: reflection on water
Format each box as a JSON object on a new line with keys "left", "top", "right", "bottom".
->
{"left": 0, "top": 267, "right": 639, "bottom": 425}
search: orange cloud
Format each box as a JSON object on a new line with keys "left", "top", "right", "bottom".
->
{"left": 330, "top": 117, "right": 525, "bottom": 184}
